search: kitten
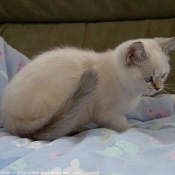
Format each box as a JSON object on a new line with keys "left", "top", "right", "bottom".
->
{"left": 1, "top": 38, "right": 175, "bottom": 141}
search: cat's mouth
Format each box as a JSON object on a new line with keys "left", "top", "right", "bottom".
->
{"left": 144, "top": 87, "right": 163, "bottom": 96}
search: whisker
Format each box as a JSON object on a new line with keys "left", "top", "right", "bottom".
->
{"left": 161, "top": 89, "right": 166, "bottom": 94}
{"left": 164, "top": 84, "right": 175, "bottom": 86}
{"left": 164, "top": 86, "right": 175, "bottom": 89}
{"left": 162, "top": 89, "right": 169, "bottom": 95}
{"left": 165, "top": 85, "right": 175, "bottom": 87}
{"left": 165, "top": 85, "right": 173, "bottom": 87}
{"left": 165, "top": 87, "right": 175, "bottom": 92}
{"left": 165, "top": 86, "right": 175, "bottom": 88}
{"left": 165, "top": 89, "right": 175, "bottom": 92}
{"left": 160, "top": 90, "right": 164, "bottom": 95}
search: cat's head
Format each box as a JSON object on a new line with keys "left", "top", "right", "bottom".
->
{"left": 115, "top": 37, "right": 175, "bottom": 96}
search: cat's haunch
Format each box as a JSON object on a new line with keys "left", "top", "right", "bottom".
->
{"left": 1, "top": 37, "right": 175, "bottom": 141}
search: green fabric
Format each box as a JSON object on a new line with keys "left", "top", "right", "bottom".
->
{"left": 0, "top": 19, "right": 174, "bottom": 58}
{"left": 0, "top": 0, "right": 175, "bottom": 23}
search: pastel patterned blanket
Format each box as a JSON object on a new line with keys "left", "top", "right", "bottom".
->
{"left": 0, "top": 37, "right": 175, "bottom": 175}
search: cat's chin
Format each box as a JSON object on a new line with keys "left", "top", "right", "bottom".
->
{"left": 143, "top": 90, "right": 157, "bottom": 96}
{"left": 146, "top": 88, "right": 165, "bottom": 96}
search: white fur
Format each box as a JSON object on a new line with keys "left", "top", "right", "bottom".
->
{"left": 1, "top": 38, "right": 174, "bottom": 140}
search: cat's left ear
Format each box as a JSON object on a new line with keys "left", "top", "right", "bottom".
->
{"left": 126, "top": 41, "right": 148, "bottom": 66}
{"left": 154, "top": 37, "right": 175, "bottom": 54}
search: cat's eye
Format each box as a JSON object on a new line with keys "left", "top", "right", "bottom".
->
{"left": 161, "top": 73, "right": 167, "bottom": 79}
{"left": 144, "top": 76, "right": 152, "bottom": 83}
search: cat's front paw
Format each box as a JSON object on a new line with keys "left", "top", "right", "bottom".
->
{"left": 130, "top": 123, "right": 139, "bottom": 128}
{"left": 119, "top": 123, "right": 139, "bottom": 133}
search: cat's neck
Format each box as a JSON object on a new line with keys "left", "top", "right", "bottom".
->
{"left": 96, "top": 51, "right": 143, "bottom": 103}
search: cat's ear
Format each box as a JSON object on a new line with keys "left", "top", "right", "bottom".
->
{"left": 126, "top": 42, "right": 147, "bottom": 65}
{"left": 154, "top": 37, "right": 175, "bottom": 54}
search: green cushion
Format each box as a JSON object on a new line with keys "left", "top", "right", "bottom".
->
{"left": 0, "top": 19, "right": 174, "bottom": 58}
{"left": 0, "top": 0, "right": 175, "bottom": 23}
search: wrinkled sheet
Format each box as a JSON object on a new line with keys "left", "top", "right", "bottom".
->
{"left": 0, "top": 37, "right": 175, "bottom": 175}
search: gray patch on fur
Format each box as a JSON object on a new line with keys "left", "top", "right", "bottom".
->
{"left": 19, "top": 69, "right": 98, "bottom": 140}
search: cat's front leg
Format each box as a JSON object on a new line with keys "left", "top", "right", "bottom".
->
{"left": 99, "top": 114, "right": 138, "bottom": 133}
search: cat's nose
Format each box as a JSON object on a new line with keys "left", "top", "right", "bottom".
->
{"left": 153, "top": 80, "right": 162, "bottom": 91}
{"left": 154, "top": 87, "right": 160, "bottom": 91}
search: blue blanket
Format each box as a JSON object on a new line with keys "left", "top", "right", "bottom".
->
{"left": 0, "top": 37, "right": 175, "bottom": 175}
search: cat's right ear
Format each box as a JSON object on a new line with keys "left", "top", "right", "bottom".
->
{"left": 126, "top": 42, "right": 147, "bottom": 66}
{"left": 154, "top": 37, "right": 175, "bottom": 54}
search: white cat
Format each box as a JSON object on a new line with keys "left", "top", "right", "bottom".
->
{"left": 1, "top": 37, "right": 175, "bottom": 141}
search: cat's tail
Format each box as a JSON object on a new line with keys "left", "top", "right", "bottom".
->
{"left": 22, "top": 68, "right": 98, "bottom": 141}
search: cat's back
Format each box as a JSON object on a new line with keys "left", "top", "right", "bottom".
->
{"left": 32, "top": 47, "right": 98, "bottom": 67}
{"left": 7, "top": 47, "right": 99, "bottom": 88}
{"left": 0, "top": 48, "right": 101, "bottom": 127}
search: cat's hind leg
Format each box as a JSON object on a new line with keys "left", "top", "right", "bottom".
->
{"left": 18, "top": 69, "right": 98, "bottom": 141}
